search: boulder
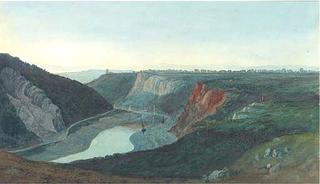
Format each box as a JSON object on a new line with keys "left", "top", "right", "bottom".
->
{"left": 264, "top": 148, "right": 272, "bottom": 157}
{"left": 272, "top": 149, "right": 278, "bottom": 158}
{"left": 266, "top": 163, "right": 272, "bottom": 169}
{"left": 207, "top": 168, "right": 229, "bottom": 182}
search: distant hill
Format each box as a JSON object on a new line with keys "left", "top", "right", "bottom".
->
{"left": 0, "top": 53, "right": 112, "bottom": 149}
{"left": 88, "top": 73, "right": 136, "bottom": 103}
{"left": 57, "top": 70, "right": 106, "bottom": 84}
{"left": 58, "top": 69, "right": 134, "bottom": 84}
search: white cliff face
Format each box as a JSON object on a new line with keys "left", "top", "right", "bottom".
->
{"left": 129, "top": 72, "right": 183, "bottom": 96}
{"left": 118, "top": 72, "right": 188, "bottom": 114}
{"left": 0, "top": 67, "right": 65, "bottom": 140}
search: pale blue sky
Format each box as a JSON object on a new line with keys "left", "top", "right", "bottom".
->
{"left": 0, "top": 1, "right": 318, "bottom": 72}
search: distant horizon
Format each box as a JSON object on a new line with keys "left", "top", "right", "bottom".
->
{"left": 54, "top": 64, "right": 319, "bottom": 74}
{"left": 2, "top": 52, "right": 318, "bottom": 73}
{"left": 0, "top": 2, "right": 318, "bottom": 73}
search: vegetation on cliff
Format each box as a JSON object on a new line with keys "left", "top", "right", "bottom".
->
{"left": 72, "top": 72, "right": 318, "bottom": 182}
{"left": 0, "top": 53, "right": 112, "bottom": 127}
{"left": 88, "top": 73, "right": 136, "bottom": 103}
{"left": 0, "top": 82, "right": 39, "bottom": 148}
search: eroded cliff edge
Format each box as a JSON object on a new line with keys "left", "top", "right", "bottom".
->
{"left": 170, "top": 82, "right": 226, "bottom": 138}
{"left": 0, "top": 53, "right": 112, "bottom": 149}
{"left": 118, "top": 72, "right": 190, "bottom": 116}
{"left": 0, "top": 67, "right": 65, "bottom": 140}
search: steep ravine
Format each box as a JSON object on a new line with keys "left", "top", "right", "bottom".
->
{"left": 170, "top": 82, "right": 226, "bottom": 138}
{"left": 113, "top": 72, "right": 192, "bottom": 151}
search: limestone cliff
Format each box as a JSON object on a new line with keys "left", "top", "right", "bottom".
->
{"left": 119, "top": 72, "right": 188, "bottom": 115}
{"left": 129, "top": 72, "right": 183, "bottom": 96}
{"left": 0, "top": 53, "right": 112, "bottom": 127}
{"left": 170, "top": 82, "right": 226, "bottom": 138}
{"left": 0, "top": 67, "right": 65, "bottom": 140}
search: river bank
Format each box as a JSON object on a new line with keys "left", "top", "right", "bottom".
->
{"left": 51, "top": 126, "right": 137, "bottom": 163}
{"left": 15, "top": 107, "right": 177, "bottom": 163}
{"left": 15, "top": 110, "right": 143, "bottom": 161}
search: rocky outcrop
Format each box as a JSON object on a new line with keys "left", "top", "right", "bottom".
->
{"left": 0, "top": 54, "right": 112, "bottom": 127}
{"left": 0, "top": 67, "right": 65, "bottom": 140}
{"left": 129, "top": 72, "right": 183, "bottom": 96}
{"left": 119, "top": 72, "right": 188, "bottom": 114}
{"left": 203, "top": 168, "right": 229, "bottom": 182}
{"left": 170, "top": 82, "right": 226, "bottom": 138}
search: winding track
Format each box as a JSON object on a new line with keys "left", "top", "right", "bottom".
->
{"left": 8, "top": 105, "right": 172, "bottom": 154}
{"left": 8, "top": 110, "right": 116, "bottom": 153}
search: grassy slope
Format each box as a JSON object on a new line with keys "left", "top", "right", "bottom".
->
{"left": 88, "top": 73, "right": 136, "bottom": 104}
{"left": 227, "top": 133, "right": 319, "bottom": 183}
{"left": 72, "top": 72, "right": 318, "bottom": 181}
{"left": 0, "top": 53, "right": 112, "bottom": 127}
{"left": 0, "top": 151, "right": 170, "bottom": 183}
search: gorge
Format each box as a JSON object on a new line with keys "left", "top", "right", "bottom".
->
{"left": 0, "top": 54, "right": 318, "bottom": 183}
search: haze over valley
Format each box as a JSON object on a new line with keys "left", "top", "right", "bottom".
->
{"left": 0, "top": 1, "right": 318, "bottom": 183}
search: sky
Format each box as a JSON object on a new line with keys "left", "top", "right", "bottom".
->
{"left": 0, "top": 1, "right": 318, "bottom": 72}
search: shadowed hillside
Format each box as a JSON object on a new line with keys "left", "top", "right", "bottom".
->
{"left": 0, "top": 53, "right": 112, "bottom": 149}
{"left": 88, "top": 73, "right": 136, "bottom": 103}
{"left": 0, "top": 53, "right": 112, "bottom": 127}
{"left": 0, "top": 151, "right": 171, "bottom": 183}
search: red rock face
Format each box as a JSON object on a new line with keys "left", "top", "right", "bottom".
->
{"left": 170, "top": 82, "right": 225, "bottom": 138}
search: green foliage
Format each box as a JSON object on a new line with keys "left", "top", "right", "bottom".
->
{"left": 0, "top": 53, "right": 113, "bottom": 127}
{"left": 72, "top": 72, "right": 319, "bottom": 179}
{"left": 88, "top": 73, "right": 136, "bottom": 103}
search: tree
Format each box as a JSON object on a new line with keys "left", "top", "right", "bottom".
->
{"left": 299, "top": 68, "right": 304, "bottom": 73}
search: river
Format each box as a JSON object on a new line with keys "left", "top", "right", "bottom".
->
{"left": 51, "top": 126, "right": 137, "bottom": 163}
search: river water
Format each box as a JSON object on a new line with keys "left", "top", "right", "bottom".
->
{"left": 51, "top": 126, "right": 136, "bottom": 163}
